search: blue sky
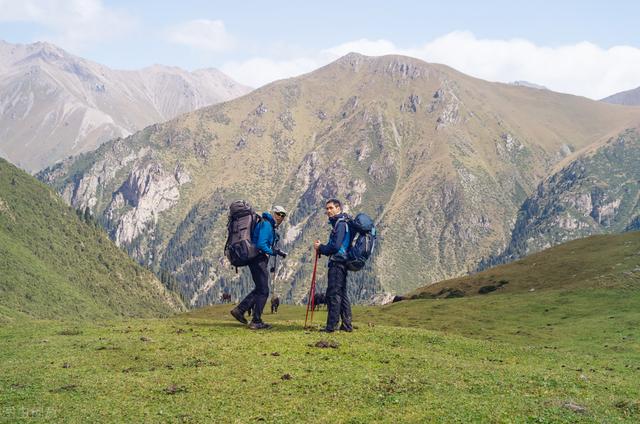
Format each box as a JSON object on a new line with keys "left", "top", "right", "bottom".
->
{"left": 2, "top": 0, "right": 640, "bottom": 98}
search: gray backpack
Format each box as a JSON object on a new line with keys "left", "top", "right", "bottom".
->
{"left": 224, "top": 200, "right": 261, "bottom": 268}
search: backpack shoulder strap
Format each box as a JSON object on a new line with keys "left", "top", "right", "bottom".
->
{"left": 335, "top": 217, "right": 351, "bottom": 255}
{"left": 336, "top": 216, "right": 349, "bottom": 228}
{"left": 224, "top": 214, "right": 236, "bottom": 249}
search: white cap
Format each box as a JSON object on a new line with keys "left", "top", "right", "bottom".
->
{"left": 273, "top": 205, "right": 287, "bottom": 216}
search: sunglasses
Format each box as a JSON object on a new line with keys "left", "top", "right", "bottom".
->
{"left": 275, "top": 212, "right": 286, "bottom": 218}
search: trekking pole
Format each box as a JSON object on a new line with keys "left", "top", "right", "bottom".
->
{"left": 308, "top": 259, "right": 318, "bottom": 325}
{"left": 306, "top": 257, "right": 318, "bottom": 328}
{"left": 304, "top": 256, "right": 318, "bottom": 328}
{"left": 270, "top": 255, "right": 276, "bottom": 304}
{"left": 304, "top": 251, "right": 319, "bottom": 329}
{"left": 271, "top": 255, "right": 277, "bottom": 285}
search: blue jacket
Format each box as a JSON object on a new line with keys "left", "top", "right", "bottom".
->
{"left": 319, "top": 213, "right": 350, "bottom": 263}
{"left": 252, "top": 212, "right": 278, "bottom": 256}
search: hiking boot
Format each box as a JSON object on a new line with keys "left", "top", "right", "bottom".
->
{"left": 230, "top": 308, "right": 248, "bottom": 325}
{"left": 319, "top": 327, "right": 335, "bottom": 333}
{"left": 339, "top": 325, "right": 353, "bottom": 332}
{"left": 248, "top": 322, "right": 272, "bottom": 330}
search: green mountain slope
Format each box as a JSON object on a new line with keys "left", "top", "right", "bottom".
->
{"left": 38, "top": 53, "right": 640, "bottom": 304}
{"left": 0, "top": 158, "right": 184, "bottom": 321}
{"left": 409, "top": 230, "right": 640, "bottom": 299}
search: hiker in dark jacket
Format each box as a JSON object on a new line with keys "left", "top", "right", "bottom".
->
{"left": 231, "top": 205, "right": 287, "bottom": 329}
{"left": 314, "top": 198, "right": 353, "bottom": 333}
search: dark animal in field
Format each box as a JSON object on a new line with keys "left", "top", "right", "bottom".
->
{"left": 221, "top": 293, "right": 232, "bottom": 303}
{"left": 392, "top": 295, "right": 406, "bottom": 303}
{"left": 313, "top": 292, "right": 326, "bottom": 311}
{"left": 478, "top": 280, "right": 509, "bottom": 294}
{"left": 271, "top": 296, "right": 280, "bottom": 313}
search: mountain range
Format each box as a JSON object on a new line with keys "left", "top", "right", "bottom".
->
{"left": 601, "top": 85, "right": 640, "bottom": 106}
{"left": 38, "top": 53, "right": 640, "bottom": 306}
{"left": 0, "top": 40, "right": 251, "bottom": 172}
{"left": 2, "top": 42, "right": 639, "bottom": 423}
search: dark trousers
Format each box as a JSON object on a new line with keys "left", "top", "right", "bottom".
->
{"left": 325, "top": 262, "right": 352, "bottom": 331}
{"left": 237, "top": 255, "right": 269, "bottom": 323}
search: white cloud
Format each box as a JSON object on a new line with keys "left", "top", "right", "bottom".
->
{"left": 409, "top": 31, "right": 640, "bottom": 99}
{"left": 222, "top": 32, "right": 640, "bottom": 99}
{"left": 0, "top": 0, "right": 136, "bottom": 52}
{"left": 221, "top": 56, "right": 321, "bottom": 88}
{"left": 166, "top": 19, "right": 234, "bottom": 52}
{"left": 219, "top": 40, "right": 396, "bottom": 89}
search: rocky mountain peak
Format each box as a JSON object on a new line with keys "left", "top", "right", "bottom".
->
{"left": 0, "top": 40, "right": 252, "bottom": 172}
{"left": 336, "top": 51, "right": 367, "bottom": 65}
{"left": 331, "top": 53, "right": 432, "bottom": 82}
{"left": 32, "top": 41, "right": 66, "bottom": 54}
{"left": 21, "top": 41, "right": 71, "bottom": 64}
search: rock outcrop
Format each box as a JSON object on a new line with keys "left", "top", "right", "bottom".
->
{"left": 107, "top": 162, "right": 189, "bottom": 246}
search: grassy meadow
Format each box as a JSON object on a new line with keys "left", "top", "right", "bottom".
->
{"left": 2, "top": 284, "right": 639, "bottom": 423}
{"left": 2, "top": 215, "right": 639, "bottom": 422}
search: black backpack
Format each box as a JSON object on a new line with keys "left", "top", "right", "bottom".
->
{"left": 345, "top": 213, "right": 377, "bottom": 271}
{"left": 224, "top": 200, "right": 261, "bottom": 268}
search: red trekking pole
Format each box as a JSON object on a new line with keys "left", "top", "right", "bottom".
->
{"left": 304, "top": 251, "right": 320, "bottom": 329}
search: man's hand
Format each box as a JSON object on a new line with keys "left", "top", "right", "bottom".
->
{"left": 313, "top": 240, "right": 321, "bottom": 251}
{"left": 275, "top": 249, "right": 287, "bottom": 258}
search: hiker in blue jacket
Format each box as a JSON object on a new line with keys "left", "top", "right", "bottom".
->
{"left": 231, "top": 205, "right": 287, "bottom": 329}
{"left": 314, "top": 198, "right": 353, "bottom": 333}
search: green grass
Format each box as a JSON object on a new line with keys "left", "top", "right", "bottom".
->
{"left": 367, "top": 288, "right": 640, "bottom": 355}
{"left": 2, "top": 286, "right": 639, "bottom": 423}
{"left": 412, "top": 231, "right": 640, "bottom": 298}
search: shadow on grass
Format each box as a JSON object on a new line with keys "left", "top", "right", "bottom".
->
{"left": 187, "top": 320, "right": 312, "bottom": 333}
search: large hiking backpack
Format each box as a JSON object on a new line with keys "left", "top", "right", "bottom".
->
{"left": 224, "top": 200, "right": 261, "bottom": 267}
{"left": 345, "top": 213, "right": 377, "bottom": 272}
